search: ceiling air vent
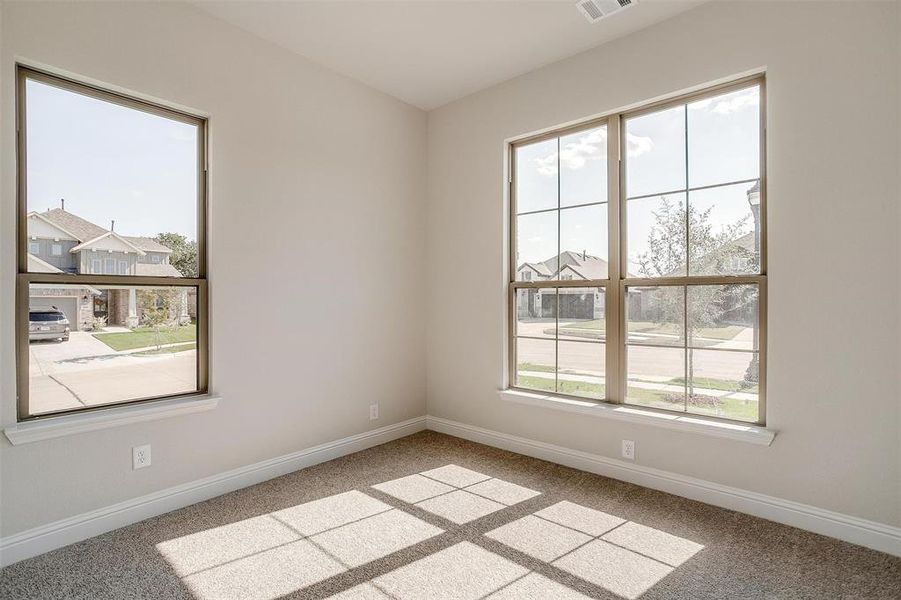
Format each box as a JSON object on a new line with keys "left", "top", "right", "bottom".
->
{"left": 576, "top": 0, "right": 637, "bottom": 23}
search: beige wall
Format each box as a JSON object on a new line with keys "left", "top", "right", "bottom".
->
{"left": 427, "top": 1, "right": 901, "bottom": 526}
{"left": 1, "top": 0, "right": 899, "bottom": 542}
{"left": 0, "top": 1, "right": 427, "bottom": 536}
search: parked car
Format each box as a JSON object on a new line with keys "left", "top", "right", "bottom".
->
{"left": 29, "top": 308, "right": 70, "bottom": 342}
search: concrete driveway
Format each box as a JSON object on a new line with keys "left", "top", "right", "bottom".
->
{"left": 28, "top": 331, "right": 196, "bottom": 416}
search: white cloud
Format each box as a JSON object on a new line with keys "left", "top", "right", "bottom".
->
{"left": 534, "top": 129, "right": 653, "bottom": 176}
{"left": 626, "top": 134, "right": 654, "bottom": 158}
{"left": 690, "top": 89, "right": 759, "bottom": 115}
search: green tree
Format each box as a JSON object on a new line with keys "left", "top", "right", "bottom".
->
{"left": 139, "top": 290, "right": 175, "bottom": 350}
{"left": 636, "top": 196, "right": 758, "bottom": 399}
{"left": 153, "top": 233, "right": 198, "bottom": 277}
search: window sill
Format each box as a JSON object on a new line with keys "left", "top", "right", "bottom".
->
{"left": 3, "top": 394, "right": 220, "bottom": 445}
{"left": 498, "top": 389, "right": 775, "bottom": 446}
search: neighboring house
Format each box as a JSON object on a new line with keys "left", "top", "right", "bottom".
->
{"left": 27, "top": 205, "right": 190, "bottom": 332}
{"left": 516, "top": 251, "right": 607, "bottom": 320}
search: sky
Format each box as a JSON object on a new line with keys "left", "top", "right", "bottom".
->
{"left": 26, "top": 78, "right": 198, "bottom": 240}
{"left": 515, "top": 85, "right": 760, "bottom": 275}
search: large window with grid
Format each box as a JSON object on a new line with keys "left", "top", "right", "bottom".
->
{"left": 509, "top": 76, "right": 766, "bottom": 424}
{"left": 15, "top": 66, "right": 208, "bottom": 420}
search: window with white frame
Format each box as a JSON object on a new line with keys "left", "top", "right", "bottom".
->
{"left": 509, "top": 76, "right": 765, "bottom": 424}
{"left": 16, "top": 65, "right": 208, "bottom": 420}
{"left": 28, "top": 241, "right": 40, "bottom": 255}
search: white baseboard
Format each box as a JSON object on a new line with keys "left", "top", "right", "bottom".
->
{"left": 425, "top": 415, "right": 901, "bottom": 558}
{"left": 0, "top": 416, "right": 427, "bottom": 567}
{"left": 2, "top": 413, "right": 898, "bottom": 568}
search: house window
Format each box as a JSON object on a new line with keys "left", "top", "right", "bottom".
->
{"left": 522, "top": 270, "right": 532, "bottom": 281}
{"left": 151, "top": 254, "right": 161, "bottom": 264}
{"left": 28, "top": 241, "right": 40, "bottom": 255}
{"left": 15, "top": 65, "right": 208, "bottom": 420}
{"left": 509, "top": 76, "right": 766, "bottom": 424}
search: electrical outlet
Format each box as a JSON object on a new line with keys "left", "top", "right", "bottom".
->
{"left": 133, "top": 444, "right": 151, "bottom": 470}
{"left": 622, "top": 439, "right": 635, "bottom": 460}
{"left": 369, "top": 404, "right": 379, "bottom": 421}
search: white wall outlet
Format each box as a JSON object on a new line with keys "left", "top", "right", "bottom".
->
{"left": 133, "top": 444, "right": 152, "bottom": 470}
{"left": 622, "top": 439, "right": 635, "bottom": 460}
{"left": 369, "top": 404, "right": 379, "bottom": 421}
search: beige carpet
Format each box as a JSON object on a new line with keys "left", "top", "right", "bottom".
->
{"left": 1, "top": 430, "right": 898, "bottom": 599}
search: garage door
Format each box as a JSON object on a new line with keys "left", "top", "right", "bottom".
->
{"left": 29, "top": 297, "right": 80, "bottom": 331}
{"left": 559, "top": 293, "right": 594, "bottom": 320}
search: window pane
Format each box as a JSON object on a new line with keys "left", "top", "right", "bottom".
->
{"left": 688, "top": 86, "right": 760, "bottom": 188}
{"left": 686, "top": 349, "right": 759, "bottom": 422}
{"left": 560, "top": 126, "right": 607, "bottom": 208}
{"left": 557, "top": 287, "right": 605, "bottom": 342}
{"left": 26, "top": 78, "right": 199, "bottom": 277}
{"left": 515, "top": 289, "right": 555, "bottom": 339}
{"left": 557, "top": 341, "right": 605, "bottom": 400}
{"left": 626, "top": 192, "right": 686, "bottom": 277}
{"left": 516, "top": 211, "right": 558, "bottom": 280}
{"left": 688, "top": 284, "right": 759, "bottom": 351}
{"left": 28, "top": 283, "right": 198, "bottom": 416}
{"left": 515, "top": 337, "right": 555, "bottom": 393}
{"left": 626, "top": 286, "right": 684, "bottom": 347}
{"left": 688, "top": 181, "right": 760, "bottom": 275}
{"left": 560, "top": 205, "right": 608, "bottom": 278}
{"left": 625, "top": 105, "right": 685, "bottom": 198}
{"left": 626, "top": 345, "right": 685, "bottom": 411}
{"left": 515, "top": 138, "right": 558, "bottom": 214}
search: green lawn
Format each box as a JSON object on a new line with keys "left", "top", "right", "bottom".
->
{"left": 133, "top": 342, "right": 196, "bottom": 356}
{"left": 517, "top": 362, "right": 556, "bottom": 373}
{"left": 515, "top": 365, "right": 757, "bottom": 422}
{"left": 669, "top": 376, "right": 759, "bottom": 393}
{"left": 624, "top": 386, "right": 758, "bottom": 421}
{"left": 516, "top": 374, "right": 605, "bottom": 400}
{"left": 558, "top": 319, "right": 744, "bottom": 342}
{"left": 94, "top": 324, "right": 196, "bottom": 352}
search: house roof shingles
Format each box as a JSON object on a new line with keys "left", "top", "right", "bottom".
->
{"left": 40, "top": 208, "right": 108, "bottom": 241}
{"left": 35, "top": 208, "right": 184, "bottom": 276}
{"left": 135, "top": 263, "right": 184, "bottom": 277}
{"left": 125, "top": 236, "right": 174, "bottom": 253}
{"left": 39, "top": 210, "right": 174, "bottom": 253}
{"left": 518, "top": 250, "right": 610, "bottom": 281}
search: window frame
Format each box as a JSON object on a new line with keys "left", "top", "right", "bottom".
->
{"left": 15, "top": 65, "right": 209, "bottom": 422}
{"left": 507, "top": 74, "right": 767, "bottom": 426}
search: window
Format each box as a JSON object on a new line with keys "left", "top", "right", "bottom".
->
{"left": 509, "top": 76, "right": 765, "bottom": 424}
{"left": 15, "top": 65, "right": 208, "bottom": 420}
{"left": 151, "top": 254, "right": 161, "bottom": 264}
{"left": 28, "top": 241, "right": 40, "bottom": 255}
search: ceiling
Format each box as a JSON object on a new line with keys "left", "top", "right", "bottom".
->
{"left": 193, "top": 0, "right": 705, "bottom": 111}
